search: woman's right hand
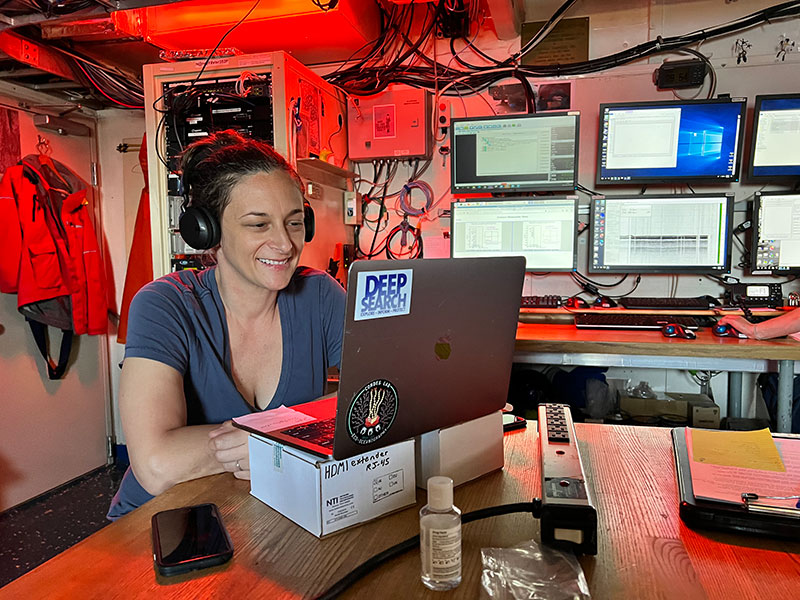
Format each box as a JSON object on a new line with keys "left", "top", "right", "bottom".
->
{"left": 208, "top": 421, "right": 251, "bottom": 480}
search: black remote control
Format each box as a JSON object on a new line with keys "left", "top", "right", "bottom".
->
{"left": 537, "top": 403, "right": 598, "bottom": 555}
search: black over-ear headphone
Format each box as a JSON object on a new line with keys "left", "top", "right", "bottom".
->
{"left": 178, "top": 178, "right": 315, "bottom": 250}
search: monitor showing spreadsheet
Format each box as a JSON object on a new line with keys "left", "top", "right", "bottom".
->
{"left": 589, "top": 194, "right": 734, "bottom": 273}
{"left": 748, "top": 94, "right": 800, "bottom": 180}
{"left": 596, "top": 99, "right": 746, "bottom": 184}
{"left": 751, "top": 192, "right": 800, "bottom": 274}
{"left": 450, "top": 112, "right": 579, "bottom": 194}
{"left": 450, "top": 196, "right": 578, "bottom": 271}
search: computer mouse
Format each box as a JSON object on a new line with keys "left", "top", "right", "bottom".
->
{"left": 564, "top": 297, "right": 589, "bottom": 309}
{"left": 593, "top": 295, "right": 618, "bottom": 308}
{"left": 661, "top": 323, "right": 696, "bottom": 339}
{"left": 712, "top": 323, "right": 748, "bottom": 338}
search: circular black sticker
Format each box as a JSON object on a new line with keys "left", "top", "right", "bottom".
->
{"left": 347, "top": 379, "right": 398, "bottom": 445}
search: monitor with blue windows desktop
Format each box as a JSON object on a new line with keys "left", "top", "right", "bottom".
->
{"left": 589, "top": 194, "right": 734, "bottom": 273}
{"left": 596, "top": 99, "right": 746, "bottom": 184}
{"left": 450, "top": 196, "right": 578, "bottom": 271}
{"left": 748, "top": 94, "right": 800, "bottom": 180}
{"left": 450, "top": 112, "right": 579, "bottom": 194}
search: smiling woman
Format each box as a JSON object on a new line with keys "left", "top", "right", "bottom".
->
{"left": 107, "top": 130, "right": 346, "bottom": 520}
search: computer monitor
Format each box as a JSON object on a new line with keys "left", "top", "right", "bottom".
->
{"left": 751, "top": 192, "right": 800, "bottom": 274}
{"left": 450, "top": 196, "right": 578, "bottom": 271}
{"left": 748, "top": 94, "right": 800, "bottom": 180}
{"left": 589, "top": 194, "right": 734, "bottom": 273}
{"left": 450, "top": 112, "right": 579, "bottom": 194}
{"left": 596, "top": 99, "right": 746, "bottom": 184}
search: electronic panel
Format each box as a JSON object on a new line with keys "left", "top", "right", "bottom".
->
{"left": 450, "top": 196, "right": 578, "bottom": 271}
{"left": 162, "top": 76, "right": 274, "bottom": 179}
{"left": 751, "top": 192, "right": 800, "bottom": 274}
{"left": 143, "top": 51, "right": 348, "bottom": 278}
{"left": 450, "top": 112, "right": 579, "bottom": 194}
{"left": 597, "top": 99, "right": 746, "bottom": 184}
{"left": 748, "top": 94, "right": 800, "bottom": 180}
{"left": 590, "top": 194, "right": 733, "bottom": 273}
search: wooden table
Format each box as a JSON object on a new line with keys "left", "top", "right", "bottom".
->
{"left": 2, "top": 425, "right": 798, "bottom": 599}
{"left": 515, "top": 322, "right": 800, "bottom": 432}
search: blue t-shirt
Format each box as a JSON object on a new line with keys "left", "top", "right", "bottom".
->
{"left": 108, "top": 266, "right": 346, "bottom": 519}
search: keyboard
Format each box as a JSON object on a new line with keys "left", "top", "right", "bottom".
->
{"left": 574, "top": 313, "right": 700, "bottom": 330}
{"left": 521, "top": 295, "right": 562, "bottom": 308}
{"left": 618, "top": 296, "right": 717, "bottom": 310}
{"left": 278, "top": 417, "right": 336, "bottom": 450}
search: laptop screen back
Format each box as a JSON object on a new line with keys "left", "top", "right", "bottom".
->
{"left": 331, "top": 256, "right": 525, "bottom": 460}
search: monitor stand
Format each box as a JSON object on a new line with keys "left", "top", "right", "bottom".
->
{"left": 414, "top": 411, "right": 504, "bottom": 489}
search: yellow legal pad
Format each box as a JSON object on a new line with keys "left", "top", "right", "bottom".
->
{"left": 691, "top": 428, "right": 786, "bottom": 472}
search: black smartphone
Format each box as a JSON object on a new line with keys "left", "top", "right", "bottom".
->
{"left": 151, "top": 503, "right": 234, "bottom": 577}
{"left": 502, "top": 413, "right": 527, "bottom": 432}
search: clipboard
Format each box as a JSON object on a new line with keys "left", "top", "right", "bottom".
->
{"left": 671, "top": 427, "right": 800, "bottom": 539}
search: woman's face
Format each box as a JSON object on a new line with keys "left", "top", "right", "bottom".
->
{"left": 216, "top": 169, "right": 306, "bottom": 294}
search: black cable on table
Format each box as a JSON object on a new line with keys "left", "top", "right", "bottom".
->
{"left": 314, "top": 500, "right": 542, "bottom": 600}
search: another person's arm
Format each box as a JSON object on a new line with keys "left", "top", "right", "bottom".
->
{"left": 718, "top": 308, "right": 800, "bottom": 340}
{"left": 119, "top": 357, "right": 250, "bottom": 496}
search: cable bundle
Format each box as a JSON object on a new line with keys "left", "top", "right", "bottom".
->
{"left": 325, "top": 0, "right": 800, "bottom": 99}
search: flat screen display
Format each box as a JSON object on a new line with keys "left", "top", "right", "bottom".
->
{"left": 450, "top": 112, "right": 579, "bottom": 194}
{"left": 597, "top": 99, "right": 746, "bottom": 184}
{"left": 751, "top": 192, "right": 800, "bottom": 273}
{"left": 590, "top": 194, "right": 734, "bottom": 273}
{"left": 450, "top": 196, "right": 578, "bottom": 271}
{"left": 748, "top": 94, "right": 800, "bottom": 180}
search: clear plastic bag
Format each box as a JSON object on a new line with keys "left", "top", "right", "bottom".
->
{"left": 480, "top": 539, "right": 591, "bottom": 600}
{"left": 626, "top": 380, "right": 657, "bottom": 399}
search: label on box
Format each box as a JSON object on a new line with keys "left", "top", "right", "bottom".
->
{"left": 273, "top": 444, "right": 283, "bottom": 471}
{"left": 324, "top": 492, "right": 357, "bottom": 525}
{"left": 373, "top": 469, "right": 405, "bottom": 503}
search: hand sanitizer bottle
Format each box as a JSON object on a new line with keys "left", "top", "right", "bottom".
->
{"left": 420, "top": 476, "right": 462, "bottom": 591}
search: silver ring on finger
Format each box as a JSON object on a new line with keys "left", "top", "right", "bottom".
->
{"left": 235, "top": 459, "right": 241, "bottom": 471}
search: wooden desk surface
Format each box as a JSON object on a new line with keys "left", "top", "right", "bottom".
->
{"left": 515, "top": 322, "right": 800, "bottom": 361}
{"left": 2, "top": 425, "right": 798, "bottom": 600}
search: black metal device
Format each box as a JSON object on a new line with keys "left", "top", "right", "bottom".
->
{"left": 537, "top": 403, "right": 597, "bottom": 555}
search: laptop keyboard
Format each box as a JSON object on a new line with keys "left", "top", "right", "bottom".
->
{"left": 279, "top": 417, "right": 336, "bottom": 449}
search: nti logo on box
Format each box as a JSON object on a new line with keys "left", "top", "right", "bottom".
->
{"left": 354, "top": 269, "right": 413, "bottom": 321}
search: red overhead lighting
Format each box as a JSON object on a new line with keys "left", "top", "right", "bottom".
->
{"left": 113, "top": 0, "right": 380, "bottom": 65}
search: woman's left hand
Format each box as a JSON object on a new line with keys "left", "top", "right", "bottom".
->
{"left": 209, "top": 421, "right": 251, "bottom": 479}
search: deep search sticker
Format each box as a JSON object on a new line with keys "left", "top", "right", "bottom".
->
{"left": 354, "top": 269, "right": 413, "bottom": 321}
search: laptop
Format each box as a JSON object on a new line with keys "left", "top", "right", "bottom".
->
{"left": 234, "top": 256, "right": 525, "bottom": 460}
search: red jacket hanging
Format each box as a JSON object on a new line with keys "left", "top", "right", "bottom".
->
{"left": 117, "top": 135, "right": 153, "bottom": 344}
{"left": 0, "top": 155, "right": 108, "bottom": 336}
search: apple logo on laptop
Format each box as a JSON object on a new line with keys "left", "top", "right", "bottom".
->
{"left": 435, "top": 336, "right": 452, "bottom": 360}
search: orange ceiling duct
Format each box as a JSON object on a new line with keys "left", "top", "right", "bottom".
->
{"left": 114, "top": 0, "right": 381, "bottom": 65}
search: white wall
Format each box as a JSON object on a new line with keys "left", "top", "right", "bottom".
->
{"left": 95, "top": 109, "right": 147, "bottom": 447}
{"left": 0, "top": 87, "right": 110, "bottom": 511}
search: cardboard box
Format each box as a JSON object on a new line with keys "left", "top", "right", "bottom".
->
{"left": 415, "top": 411, "right": 504, "bottom": 488}
{"left": 690, "top": 403, "right": 720, "bottom": 429}
{"left": 248, "top": 435, "right": 416, "bottom": 537}
{"left": 666, "top": 393, "right": 720, "bottom": 429}
{"left": 620, "top": 396, "right": 688, "bottom": 419}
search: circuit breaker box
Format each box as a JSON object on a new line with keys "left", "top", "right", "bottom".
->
{"left": 347, "top": 85, "right": 433, "bottom": 161}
